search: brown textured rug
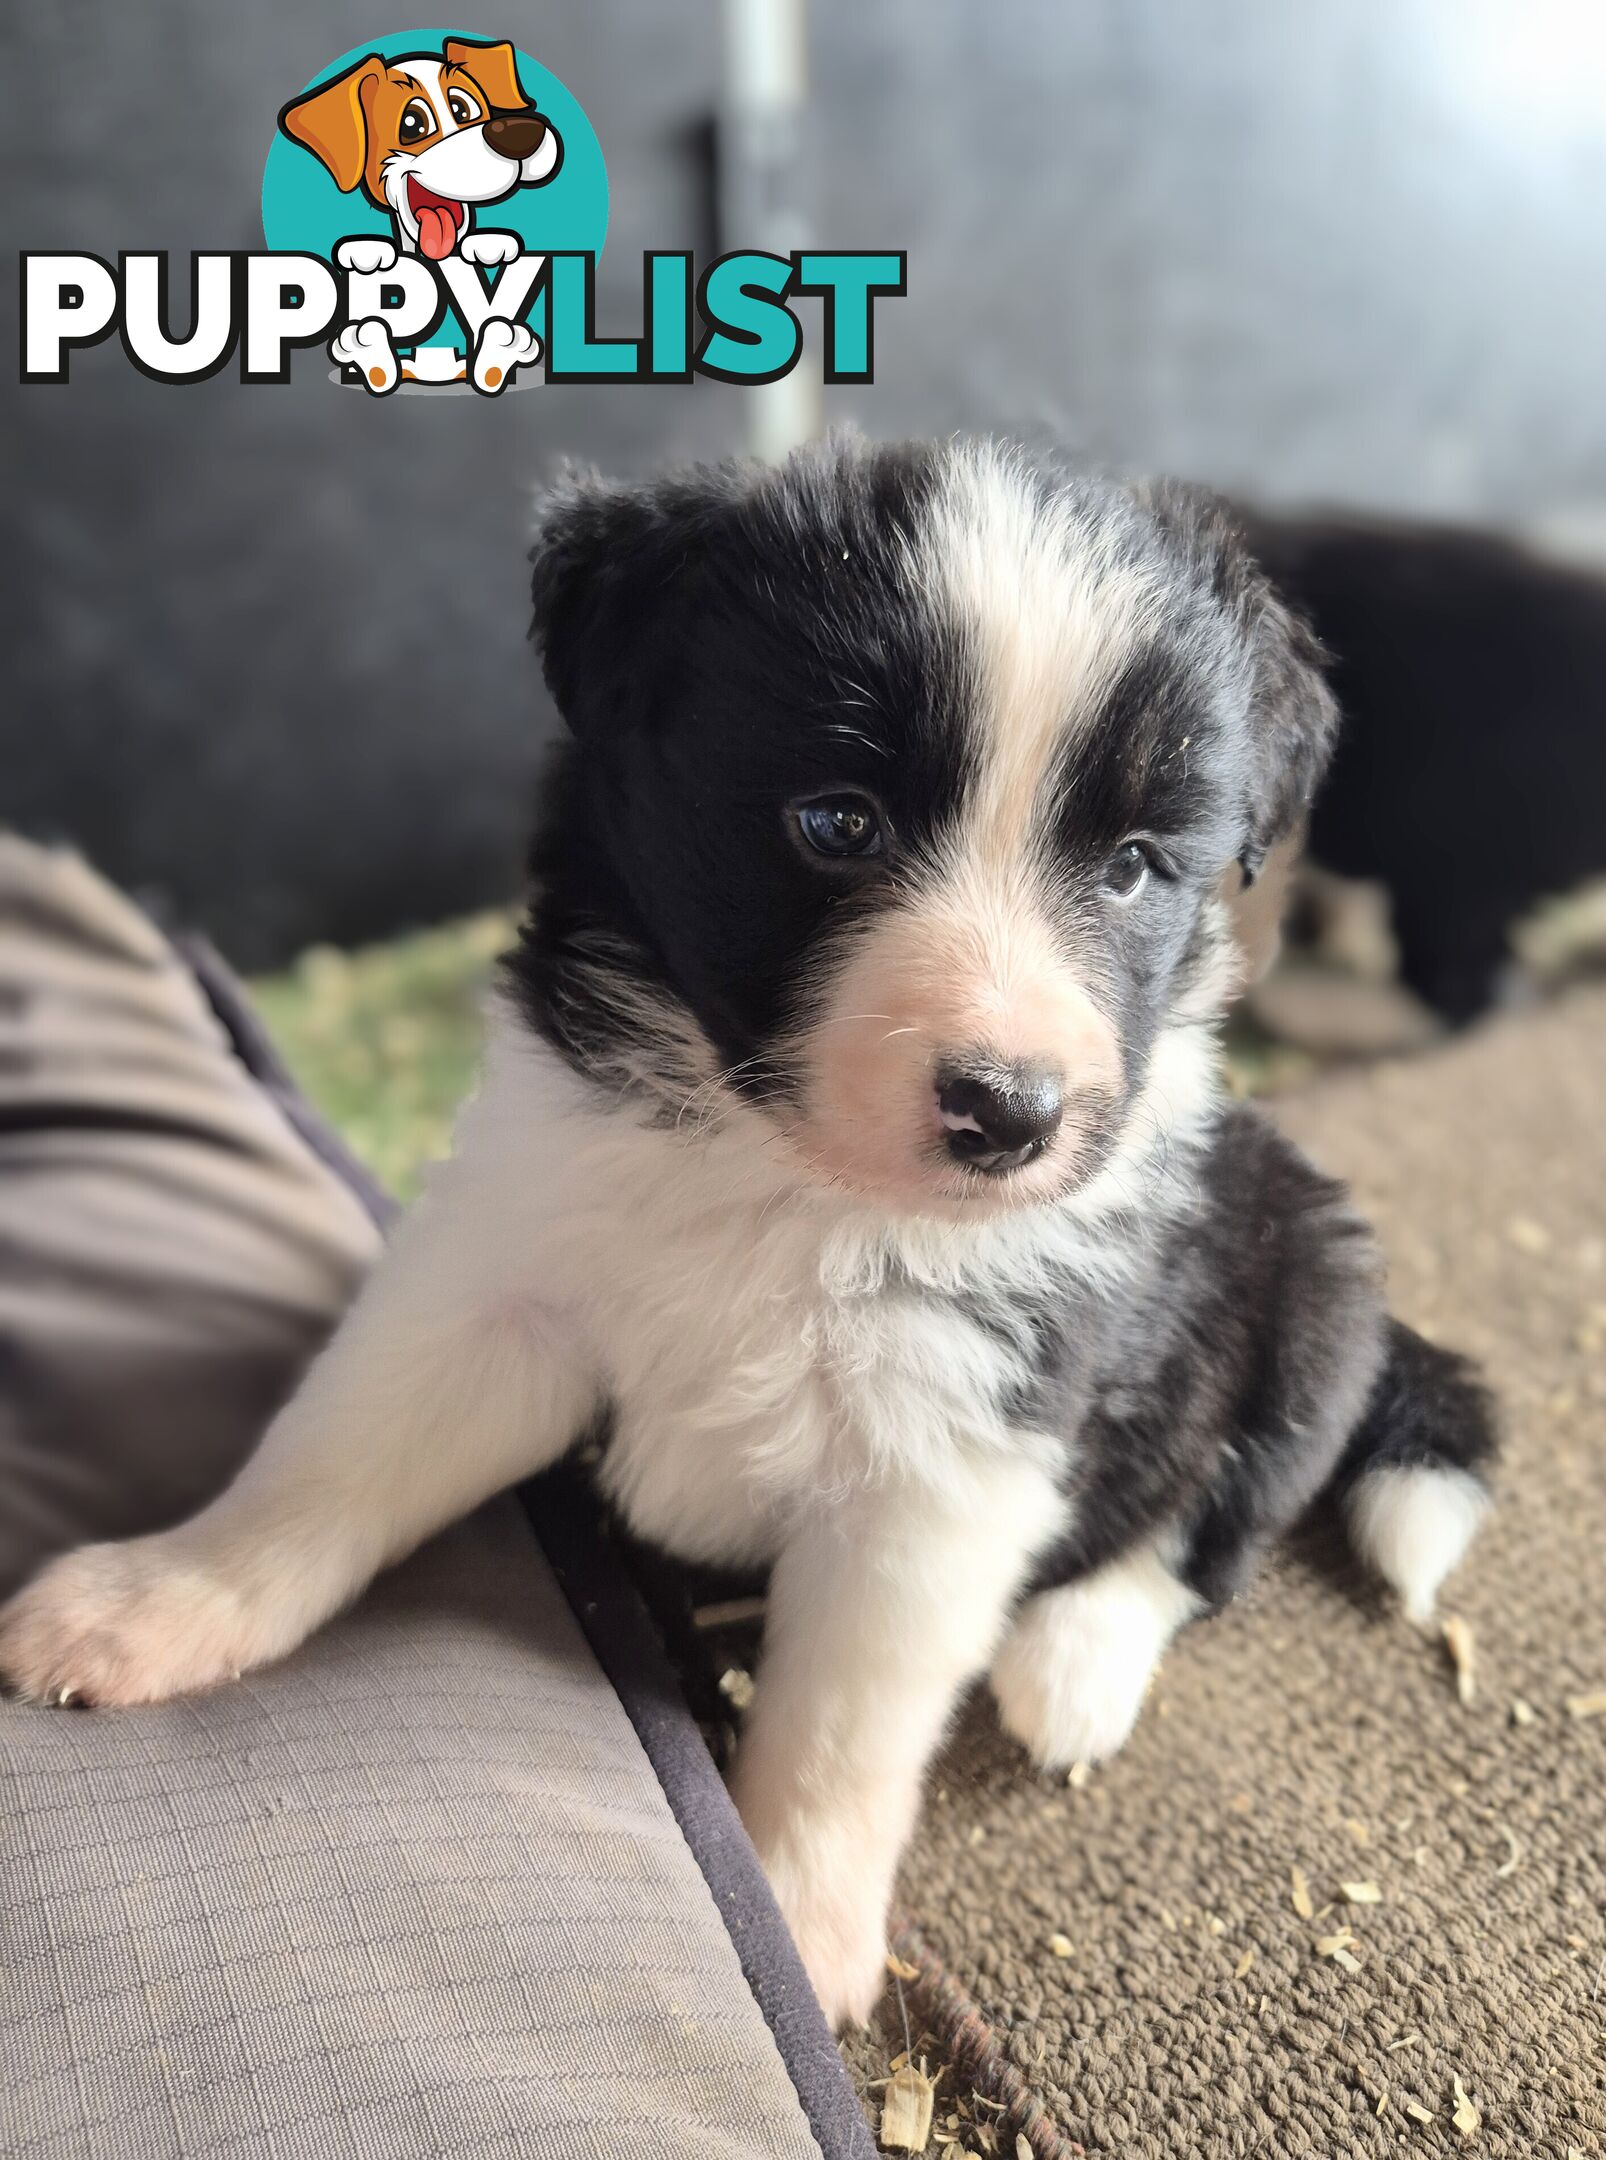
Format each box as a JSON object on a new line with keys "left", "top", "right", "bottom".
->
{"left": 849, "top": 988, "right": 1606, "bottom": 2157}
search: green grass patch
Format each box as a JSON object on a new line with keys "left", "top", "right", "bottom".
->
{"left": 250, "top": 911, "right": 515, "bottom": 1201}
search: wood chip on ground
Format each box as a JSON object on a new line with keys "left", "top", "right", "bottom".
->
{"left": 717, "top": 1667, "right": 755, "bottom": 1710}
{"left": 880, "top": 2062, "right": 935, "bottom": 2152}
{"left": 1442, "top": 1615, "right": 1476, "bottom": 1705}
{"left": 1451, "top": 2075, "right": 1482, "bottom": 2138}
{"left": 1316, "top": 1927, "right": 1362, "bottom": 1973}
{"left": 1506, "top": 1216, "right": 1550, "bottom": 1255}
{"left": 1290, "top": 1866, "right": 1314, "bottom": 1919}
{"left": 1340, "top": 1881, "right": 1383, "bottom": 1904}
{"left": 1565, "top": 1689, "right": 1606, "bottom": 1720}
{"left": 690, "top": 1595, "right": 768, "bottom": 1630}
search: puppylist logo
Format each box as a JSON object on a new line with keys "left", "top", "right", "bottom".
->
{"left": 19, "top": 28, "right": 905, "bottom": 398}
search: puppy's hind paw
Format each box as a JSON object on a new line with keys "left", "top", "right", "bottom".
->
{"left": 991, "top": 1554, "right": 1199, "bottom": 1771}
{"left": 471, "top": 317, "right": 539, "bottom": 393}
{"left": 330, "top": 317, "right": 399, "bottom": 394}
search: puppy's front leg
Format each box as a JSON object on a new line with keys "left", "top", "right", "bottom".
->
{"left": 0, "top": 1173, "right": 598, "bottom": 1707}
{"left": 731, "top": 1458, "right": 1060, "bottom": 2028}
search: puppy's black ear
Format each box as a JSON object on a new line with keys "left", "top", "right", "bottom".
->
{"left": 1141, "top": 481, "right": 1338, "bottom": 881}
{"left": 529, "top": 473, "right": 675, "bottom": 737}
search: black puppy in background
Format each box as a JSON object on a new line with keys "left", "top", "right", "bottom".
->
{"left": 1243, "top": 513, "right": 1606, "bottom": 1020}
{"left": 1, "top": 437, "right": 1495, "bottom": 2027}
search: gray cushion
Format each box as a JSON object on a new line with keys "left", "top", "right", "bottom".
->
{"left": 0, "top": 839, "right": 862, "bottom": 2159}
{"left": 0, "top": 836, "right": 382, "bottom": 1600}
{"left": 2, "top": 1501, "right": 825, "bottom": 2160}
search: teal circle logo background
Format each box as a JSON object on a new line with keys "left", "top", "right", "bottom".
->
{"left": 261, "top": 29, "right": 607, "bottom": 352}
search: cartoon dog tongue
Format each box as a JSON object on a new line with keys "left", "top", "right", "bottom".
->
{"left": 416, "top": 201, "right": 459, "bottom": 261}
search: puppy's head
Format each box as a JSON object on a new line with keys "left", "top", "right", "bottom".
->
{"left": 279, "top": 41, "right": 560, "bottom": 258}
{"left": 522, "top": 438, "right": 1334, "bottom": 1217}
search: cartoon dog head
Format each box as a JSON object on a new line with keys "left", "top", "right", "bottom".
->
{"left": 280, "top": 38, "right": 562, "bottom": 260}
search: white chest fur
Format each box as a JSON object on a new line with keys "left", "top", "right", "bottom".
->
{"left": 450, "top": 1020, "right": 1126, "bottom": 1569}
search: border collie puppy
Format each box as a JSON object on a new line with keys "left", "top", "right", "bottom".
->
{"left": 0, "top": 437, "right": 1495, "bottom": 2028}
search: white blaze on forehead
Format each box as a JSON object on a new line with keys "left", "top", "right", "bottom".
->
{"left": 789, "top": 445, "right": 1177, "bottom": 1208}
{"left": 913, "top": 441, "right": 1163, "bottom": 863}
{"left": 389, "top": 57, "right": 448, "bottom": 127}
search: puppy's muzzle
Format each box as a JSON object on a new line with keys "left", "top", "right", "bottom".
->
{"left": 484, "top": 112, "right": 548, "bottom": 163}
{"left": 936, "top": 1062, "right": 1064, "bottom": 1175}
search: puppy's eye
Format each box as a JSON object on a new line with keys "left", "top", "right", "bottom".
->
{"left": 1102, "top": 839, "right": 1153, "bottom": 898}
{"left": 793, "top": 794, "right": 883, "bottom": 861}
{"left": 399, "top": 100, "right": 435, "bottom": 143}
{"left": 447, "top": 89, "right": 481, "bottom": 125}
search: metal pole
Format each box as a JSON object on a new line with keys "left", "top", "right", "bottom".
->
{"left": 719, "top": 0, "right": 821, "bottom": 462}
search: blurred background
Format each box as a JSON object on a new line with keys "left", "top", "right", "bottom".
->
{"left": 5, "top": 1, "right": 1605, "bottom": 1192}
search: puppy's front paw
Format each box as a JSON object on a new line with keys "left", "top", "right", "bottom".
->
{"left": 0, "top": 1540, "right": 252, "bottom": 1708}
{"left": 458, "top": 229, "right": 522, "bottom": 268}
{"left": 761, "top": 1845, "right": 888, "bottom": 2030}
{"left": 335, "top": 237, "right": 398, "bottom": 275}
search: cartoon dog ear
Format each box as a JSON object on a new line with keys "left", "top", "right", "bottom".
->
{"left": 279, "top": 56, "right": 383, "bottom": 194}
{"left": 445, "top": 37, "right": 529, "bottom": 111}
{"left": 1140, "top": 481, "right": 1338, "bottom": 883}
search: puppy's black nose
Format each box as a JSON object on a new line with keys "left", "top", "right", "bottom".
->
{"left": 936, "top": 1065, "right": 1064, "bottom": 1174}
{"left": 484, "top": 112, "right": 547, "bottom": 162}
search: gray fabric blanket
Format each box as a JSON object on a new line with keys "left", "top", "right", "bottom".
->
{"left": 0, "top": 836, "right": 870, "bottom": 2160}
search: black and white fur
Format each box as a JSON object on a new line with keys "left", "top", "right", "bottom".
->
{"left": 0, "top": 437, "right": 1496, "bottom": 2029}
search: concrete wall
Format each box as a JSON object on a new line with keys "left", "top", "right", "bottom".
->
{"left": 6, "top": 3, "right": 1604, "bottom": 963}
